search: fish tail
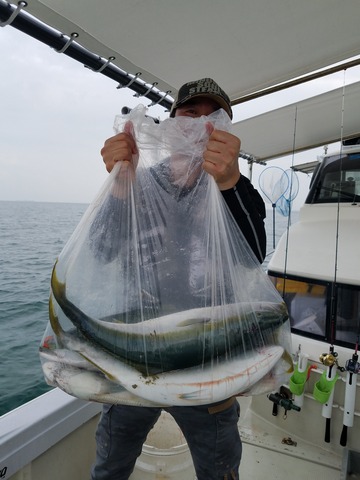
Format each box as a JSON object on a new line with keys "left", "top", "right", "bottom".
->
{"left": 49, "top": 294, "right": 63, "bottom": 336}
{"left": 51, "top": 260, "right": 66, "bottom": 304}
{"left": 282, "top": 349, "right": 294, "bottom": 373}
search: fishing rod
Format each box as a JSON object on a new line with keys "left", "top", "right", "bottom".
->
{"left": 319, "top": 347, "right": 340, "bottom": 443}
{"left": 277, "top": 107, "right": 298, "bottom": 299}
{"left": 319, "top": 72, "right": 346, "bottom": 444}
{"left": 340, "top": 337, "right": 359, "bottom": 447}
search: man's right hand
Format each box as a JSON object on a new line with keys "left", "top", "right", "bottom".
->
{"left": 100, "top": 121, "right": 138, "bottom": 173}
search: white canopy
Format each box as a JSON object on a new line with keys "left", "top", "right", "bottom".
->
{"left": 232, "top": 81, "right": 360, "bottom": 162}
{"left": 2, "top": 0, "right": 360, "bottom": 157}
{"left": 15, "top": 0, "right": 360, "bottom": 102}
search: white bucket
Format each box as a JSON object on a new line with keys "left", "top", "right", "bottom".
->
{"left": 129, "top": 411, "right": 196, "bottom": 480}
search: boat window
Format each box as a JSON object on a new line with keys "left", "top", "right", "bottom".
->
{"left": 335, "top": 285, "right": 360, "bottom": 345}
{"left": 270, "top": 277, "right": 327, "bottom": 337}
{"left": 310, "top": 155, "right": 360, "bottom": 204}
{"left": 269, "top": 273, "right": 360, "bottom": 348}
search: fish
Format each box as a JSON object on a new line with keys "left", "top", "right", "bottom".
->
{"left": 51, "top": 263, "right": 289, "bottom": 373}
{"left": 240, "top": 349, "right": 294, "bottom": 396}
{"left": 43, "top": 306, "right": 166, "bottom": 406}
{"left": 46, "top": 297, "right": 287, "bottom": 406}
{"left": 40, "top": 346, "right": 99, "bottom": 371}
{"left": 41, "top": 356, "right": 165, "bottom": 407}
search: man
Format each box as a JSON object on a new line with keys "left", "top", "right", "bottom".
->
{"left": 91, "top": 78, "right": 266, "bottom": 480}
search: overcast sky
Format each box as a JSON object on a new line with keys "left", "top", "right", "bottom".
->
{"left": 1, "top": 25, "right": 359, "bottom": 209}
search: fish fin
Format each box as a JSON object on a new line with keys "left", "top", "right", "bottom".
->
{"left": 78, "top": 353, "right": 118, "bottom": 383}
{"left": 179, "top": 391, "right": 212, "bottom": 400}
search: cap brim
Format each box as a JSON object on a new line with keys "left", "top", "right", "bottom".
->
{"left": 170, "top": 93, "right": 233, "bottom": 119}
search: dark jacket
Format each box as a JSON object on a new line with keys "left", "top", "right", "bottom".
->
{"left": 89, "top": 166, "right": 266, "bottom": 313}
{"left": 90, "top": 169, "right": 266, "bottom": 266}
{"left": 221, "top": 175, "right": 266, "bottom": 263}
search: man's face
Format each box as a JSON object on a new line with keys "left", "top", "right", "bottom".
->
{"left": 174, "top": 97, "right": 219, "bottom": 118}
{"left": 169, "top": 97, "right": 218, "bottom": 187}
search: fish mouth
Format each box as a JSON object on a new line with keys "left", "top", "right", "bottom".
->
{"left": 50, "top": 262, "right": 289, "bottom": 373}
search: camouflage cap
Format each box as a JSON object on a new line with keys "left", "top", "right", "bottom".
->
{"left": 170, "top": 78, "right": 233, "bottom": 119}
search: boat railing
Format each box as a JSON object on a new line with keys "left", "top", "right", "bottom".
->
{"left": 0, "top": 388, "right": 102, "bottom": 479}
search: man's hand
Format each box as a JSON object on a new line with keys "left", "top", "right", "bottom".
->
{"left": 203, "top": 124, "right": 241, "bottom": 190}
{"left": 100, "top": 121, "right": 138, "bottom": 173}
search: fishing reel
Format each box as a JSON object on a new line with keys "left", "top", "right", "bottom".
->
{"left": 319, "top": 352, "right": 338, "bottom": 367}
{"left": 345, "top": 353, "right": 360, "bottom": 374}
{"left": 319, "top": 348, "right": 345, "bottom": 372}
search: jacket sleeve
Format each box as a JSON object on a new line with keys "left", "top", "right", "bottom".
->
{"left": 220, "top": 175, "right": 266, "bottom": 263}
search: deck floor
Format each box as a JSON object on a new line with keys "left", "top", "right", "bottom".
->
{"left": 240, "top": 442, "right": 340, "bottom": 479}
{"left": 238, "top": 396, "right": 342, "bottom": 480}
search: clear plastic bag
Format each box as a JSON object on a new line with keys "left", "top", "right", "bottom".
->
{"left": 39, "top": 105, "right": 293, "bottom": 406}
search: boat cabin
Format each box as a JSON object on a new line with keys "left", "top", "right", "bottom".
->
{"left": 268, "top": 142, "right": 360, "bottom": 351}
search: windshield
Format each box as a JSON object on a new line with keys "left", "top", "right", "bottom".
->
{"left": 307, "top": 153, "right": 360, "bottom": 204}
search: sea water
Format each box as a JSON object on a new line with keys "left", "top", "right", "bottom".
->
{"left": 0, "top": 200, "right": 298, "bottom": 416}
{"left": 0, "top": 201, "right": 87, "bottom": 415}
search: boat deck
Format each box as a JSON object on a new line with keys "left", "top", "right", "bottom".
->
{"left": 130, "top": 396, "right": 344, "bottom": 480}
{"left": 240, "top": 443, "right": 340, "bottom": 480}
{"left": 3, "top": 388, "right": 357, "bottom": 480}
{"left": 239, "top": 399, "right": 342, "bottom": 479}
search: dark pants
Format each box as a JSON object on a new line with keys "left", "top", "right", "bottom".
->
{"left": 91, "top": 399, "right": 242, "bottom": 480}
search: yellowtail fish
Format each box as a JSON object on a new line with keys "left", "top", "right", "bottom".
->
{"left": 51, "top": 263, "right": 289, "bottom": 372}
{"left": 41, "top": 353, "right": 165, "bottom": 407}
{"left": 47, "top": 296, "right": 287, "bottom": 406}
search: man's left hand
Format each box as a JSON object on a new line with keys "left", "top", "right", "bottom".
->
{"left": 203, "top": 125, "right": 241, "bottom": 190}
